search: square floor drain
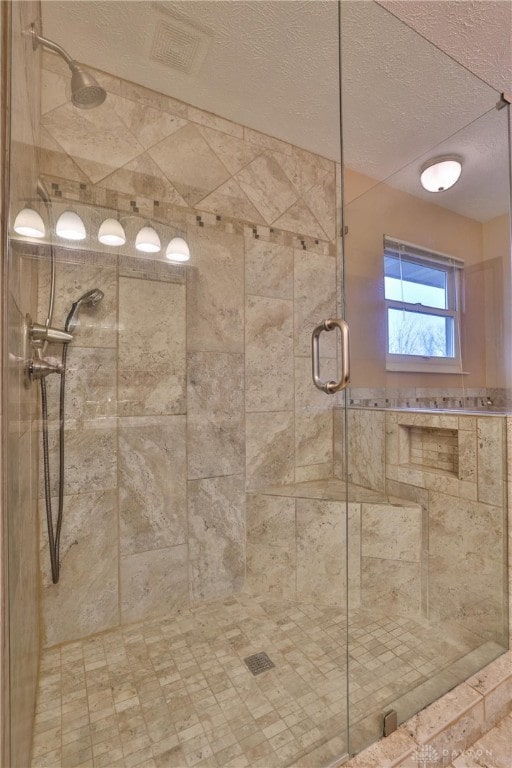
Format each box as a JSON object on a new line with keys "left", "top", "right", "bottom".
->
{"left": 244, "top": 651, "right": 275, "bottom": 676}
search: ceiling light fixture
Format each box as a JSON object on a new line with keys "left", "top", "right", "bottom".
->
{"left": 165, "top": 236, "right": 190, "bottom": 262}
{"left": 98, "top": 218, "right": 126, "bottom": 246}
{"left": 55, "top": 210, "right": 87, "bottom": 240}
{"left": 135, "top": 226, "right": 161, "bottom": 253}
{"left": 13, "top": 207, "right": 46, "bottom": 238}
{"left": 420, "top": 156, "right": 462, "bottom": 193}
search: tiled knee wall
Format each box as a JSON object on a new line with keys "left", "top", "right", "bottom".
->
{"left": 245, "top": 489, "right": 423, "bottom": 613}
{"left": 336, "top": 408, "right": 508, "bottom": 642}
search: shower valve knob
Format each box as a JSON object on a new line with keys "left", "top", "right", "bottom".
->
{"left": 28, "top": 358, "right": 64, "bottom": 380}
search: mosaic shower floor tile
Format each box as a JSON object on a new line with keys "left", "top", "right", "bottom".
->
{"left": 31, "top": 594, "right": 485, "bottom": 768}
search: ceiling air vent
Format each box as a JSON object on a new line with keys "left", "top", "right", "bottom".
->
{"left": 150, "top": 16, "right": 210, "bottom": 75}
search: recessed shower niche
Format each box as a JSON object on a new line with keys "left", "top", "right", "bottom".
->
{"left": 399, "top": 421, "right": 459, "bottom": 477}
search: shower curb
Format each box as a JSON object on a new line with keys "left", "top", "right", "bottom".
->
{"left": 341, "top": 650, "right": 512, "bottom": 768}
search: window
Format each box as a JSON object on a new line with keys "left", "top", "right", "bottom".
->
{"left": 384, "top": 237, "right": 463, "bottom": 373}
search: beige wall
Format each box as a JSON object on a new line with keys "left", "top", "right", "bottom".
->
{"left": 481, "top": 214, "right": 512, "bottom": 390}
{"left": 6, "top": 2, "right": 43, "bottom": 767}
{"left": 343, "top": 167, "right": 510, "bottom": 392}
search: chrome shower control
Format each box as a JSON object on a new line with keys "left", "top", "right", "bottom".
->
{"left": 30, "top": 320, "right": 74, "bottom": 345}
{"left": 28, "top": 357, "right": 64, "bottom": 380}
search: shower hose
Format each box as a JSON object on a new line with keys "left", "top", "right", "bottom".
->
{"left": 40, "top": 335, "right": 69, "bottom": 585}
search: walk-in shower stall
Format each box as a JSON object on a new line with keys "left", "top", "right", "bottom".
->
{"left": 2, "top": 1, "right": 511, "bottom": 767}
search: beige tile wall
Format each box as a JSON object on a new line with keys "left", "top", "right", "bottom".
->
{"left": 336, "top": 407, "right": 508, "bottom": 643}
{"left": 245, "top": 485, "right": 423, "bottom": 614}
{"left": 36, "top": 52, "right": 340, "bottom": 645}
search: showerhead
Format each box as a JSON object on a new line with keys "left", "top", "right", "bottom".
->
{"left": 30, "top": 25, "right": 106, "bottom": 110}
{"left": 70, "top": 63, "right": 107, "bottom": 109}
{"left": 65, "top": 288, "right": 104, "bottom": 334}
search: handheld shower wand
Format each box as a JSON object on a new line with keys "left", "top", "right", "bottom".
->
{"left": 65, "top": 288, "right": 105, "bottom": 333}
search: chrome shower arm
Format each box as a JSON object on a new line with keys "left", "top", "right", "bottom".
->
{"left": 30, "top": 25, "right": 74, "bottom": 66}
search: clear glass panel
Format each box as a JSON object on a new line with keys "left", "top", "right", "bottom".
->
{"left": 6, "top": 2, "right": 349, "bottom": 766}
{"left": 340, "top": 1, "right": 510, "bottom": 755}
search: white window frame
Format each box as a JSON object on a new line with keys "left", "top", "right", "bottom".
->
{"left": 384, "top": 237, "right": 464, "bottom": 374}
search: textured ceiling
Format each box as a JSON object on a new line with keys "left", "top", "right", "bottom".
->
{"left": 40, "top": 0, "right": 510, "bottom": 221}
{"left": 379, "top": 0, "right": 512, "bottom": 94}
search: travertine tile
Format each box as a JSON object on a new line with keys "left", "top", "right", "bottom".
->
{"left": 243, "top": 127, "right": 294, "bottom": 156}
{"left": 405, "top": 684, "right": 483, "bottom": 744}
{"left": 452, "top": 714, "right": 512, "bottom": 767}
{"left": 110, "top": 93, "right": 187, "bottom": 149}
{"left": 186, "top": 227, "right": 244, "bottom": 354}
{"left": 118, "top": 277, "right": 186, "bottom": 416}
{"left": 275, "top": 146, "right": 333, "bottom": 197}
{"left": 188, "top": 474, "right": 245, "bottom": 602}
{"left": 40, "top": 418, "right": 117, "bottom": 497}
{"left": 428, "top": 491, "right": 504, "bottom": 637}
{"left": 246, "top": 411, "right": 295, "bottom": 490}
{"left": 41, "top": 489, "right": 118, "bottom": 646}
{"left": 295, "top": 463, "right": 333, "bottom": 482}
{"left": 120, "top": 545, "right": 188, "bottom": 623}
{"left": 119, "top": 416, "right": 187, "bottom": 555}
{"left": 187, "top": 352, "right": 244, "bottom": 479}
{"left": 348, "top": 409, "right": 386, "bottom": 491}
{"left": 302, "top": 168, "right": 336, "bottom": 241}
{"left": 41, "top": 67, "right": 69, "bottom": 114}
{"left": 466, "top": 652, "right": 512, "bottom": 727}
{"left": 293, "top": 249, "right": 337, "bottom": 358}
{"left": 43, "top": 101, "right": 144, "bottom": 183}
{"left": 361, "top": 504, "right": 421, "bottom": 561}
{"left": 295, "top": 410, "right": 333, "bottom": 467}
{"left": 199, "top": 126, "right": 261, "bottom": 175}
{"left": 198, "top": 178, "right": 266, "bottom": 224}
{"left": 119, "top": 79, "right": 187, "bottom": 117}
{"left": 236, "top": 152, "right": 298, "bottom": 224}
{"left": 101, "top": 152, "right": 187, "bottom": 205}
{"left": 245, "top": 542, "right": 296, "bottom": 598}
{"left": 148, "top": 123, "right": 230, "bottom": 205}
{"left": 245, "top": 295, "right": 294, "bottom": 412}
{"left": 245, "top": 238, "right": 294, "bottom": 300}
{"left": 273, "top": 198, "right": 328, "bottom": 240}
{"left": 361, "top": 558, "right": 421, "bottom": 615}
{"left": 246, "top": 493, "right": 296, "bottom": 548}
{"left": 458, "top": 428, "right": 477, "bottom": 482}
{"left": 34, "top": 590, "right": 506, "bottom": 768}
{"left": 44, "top": 346, "right": 117, "bottom": 422}
{"left": 37, "top": 258, "right": 118, "bottom": 348}
{"left": 477, "top": 417, "right": 504, "bottom": 506}
{"left": 296, "top": 499, "right": 345, "bottom": 605}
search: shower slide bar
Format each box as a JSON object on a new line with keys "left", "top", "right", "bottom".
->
{"left": 312, "top": 318, "right": 350, "bottom": 394}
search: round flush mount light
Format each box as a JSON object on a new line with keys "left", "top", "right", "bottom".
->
{"left": 13, "top": 207, "right": 46, "bottom": 238}
{"left": 56, "top": 210, "right": 86, "bottom": 240}
{"left": 166, "top": 236, "right": 190, "bottom": 263}
{"left": 420, "top": 156, "right": 462, "bottom": 193}
{"left": 98, "top": 218, "right": 126, "bottom": 246}
{"left": 135, "top": 225, "right": 161, "bottom": 253}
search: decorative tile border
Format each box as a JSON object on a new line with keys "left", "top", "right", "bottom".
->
{"left": 346, "top": 388, "right": 511, "bottom": 413}
{"left": 40, "top": 173, "right": 337, "bottom": 257}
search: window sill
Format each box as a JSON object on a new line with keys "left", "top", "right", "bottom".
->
{"left": 386, "top": 361, "right": 469, "bottom": 374}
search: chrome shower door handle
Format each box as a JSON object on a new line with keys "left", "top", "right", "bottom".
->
{"left": 311, "top": 318, "right": 350, "bottom": 394}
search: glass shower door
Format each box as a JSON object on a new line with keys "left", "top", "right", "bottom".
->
{"left": 339, "top": 1, "right": 511, "bottom": 754}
